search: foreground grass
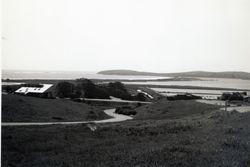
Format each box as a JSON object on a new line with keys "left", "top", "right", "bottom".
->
{"left": 135, "top": 100, "right": 219, "bottom": 120}
{"left": 2, "top": 107, "right": 250, "bottom": 167}
{"left": 2, "top": 94, "right": 110, "bottom": 122}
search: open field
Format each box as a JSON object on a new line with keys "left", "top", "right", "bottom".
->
{"left": 2, "top": 100, "right": 250, "bottom": 166}
{"left": 2, "top": 94, "right": 110, "bottom": 122}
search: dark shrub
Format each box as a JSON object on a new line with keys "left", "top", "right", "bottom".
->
{"left": 108, "top": 82, "right": 127, "bottom": 92}
{"left": 21, "top": 84, "right": 43, "bottom": 88}
{"left": 3, "top": 86, "right": 12, "bottom": 93}
{"left": 167, "top": 94, "right": 202, "bottom": 100}
{"left": 221, "top": 92, "right": 244, "bottom": 101}
{"left": 107, "top": 82, "right": 132, "bottom": 100}
{"left": 115, "top": 106, "right": 137, "bottom": 116}
{"left": 133, "top": 92, "right": 146, "bottom": 101}
{"left": 77, "top": 79, "right": 110, "bottom": 99}
{"left": 56, "top": 82, "right": 75, "bottom": 98}
{"left": 2, "top": 85, "right": 22, "bottom": 93}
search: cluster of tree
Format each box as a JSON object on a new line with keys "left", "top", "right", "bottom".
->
{"left": 221, "top": 92, "right": 246, "bottom": 101}
{"left": 56, "top": 80, "right": 109, "bottom": 99}
{"left": 56, "top": 82, "right": 76, "bottom": 98}
{"left": 134, "top": 92, "right": 146, "bottom": 101}
{"left": 107, "top": 82, "right": 146, "bottom": 101}
{"left": 115, "top": 106, "right": 137, "bottom": 116}
{"left": 76, "top": 80, "right": 109, "bottom": 99}
{"left": 55, "top": 80, "right": 146, "bottom": 101}
{"left": 2, "top": 85, "right": 22, "bottom": 93}
{"left": 167, "top": 94, "right": 202, "bottom": 100}
{"left": 107, "top": 82, "right": 132, "bottom": 100}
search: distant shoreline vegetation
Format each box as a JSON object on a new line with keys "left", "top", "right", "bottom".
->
{"left": 1, "top": 76, "right": 202, "bottom": 83}
{"left": 98, "top": 70, "right": 250, "bottom": 80}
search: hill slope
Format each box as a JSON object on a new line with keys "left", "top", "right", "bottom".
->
{"left": 135, "top": 100, "right": 219, "bottom": 120}
{"left": 2, "top": 94, "right": 110, "bottom": 122}
{"left": 3, "top": 99, "right": 250, "bottom": 166}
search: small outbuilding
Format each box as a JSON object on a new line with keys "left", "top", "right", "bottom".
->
{"left": 15, "top": 84, "right": 54, "bottom": 98}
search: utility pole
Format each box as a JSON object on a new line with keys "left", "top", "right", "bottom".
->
{"left": 225, "top": 100, "right": 229, "bottom": 111}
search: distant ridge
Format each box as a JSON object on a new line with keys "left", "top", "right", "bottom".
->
{"left": 98, "top": 70, "right": 250, "bottom": 80}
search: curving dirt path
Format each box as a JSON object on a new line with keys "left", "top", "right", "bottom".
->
{"left": 1, "top": 108, "right": 133, "bottom": 127}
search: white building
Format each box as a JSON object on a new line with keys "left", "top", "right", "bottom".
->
{"left": 15, "top": 84, "right": 54, "bottom": 98}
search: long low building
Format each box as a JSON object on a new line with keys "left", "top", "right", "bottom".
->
{"left": 15, "top": 84, "right": 54, "bottom": 98}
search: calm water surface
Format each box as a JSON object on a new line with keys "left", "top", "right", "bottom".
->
{"left": 124, "top": 78, "right": 250, "bottom": 90}
{"left": 2, "top": 70, "right": 169, "bottom": 80}
{"left": 2, "top": 71, "right": 250, "bottom": 91}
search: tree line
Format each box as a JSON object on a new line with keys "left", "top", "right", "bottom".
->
{"left": 56, "top": 79, "right": 146, "bottom": 101}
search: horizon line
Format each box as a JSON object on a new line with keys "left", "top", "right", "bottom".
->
{"left": 2, "top": 68, "right": 250, "bottom": 74}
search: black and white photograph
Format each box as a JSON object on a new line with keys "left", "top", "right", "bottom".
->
{"left": 1, "top": 0, "right": 250, "bottom": 166}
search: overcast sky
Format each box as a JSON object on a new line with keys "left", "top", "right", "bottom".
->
{"left": 2, "top": 0, "right": 250, "bottom": 72}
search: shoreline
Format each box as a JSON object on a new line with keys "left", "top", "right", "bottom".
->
{"left": 3, "top": 78, "right": 250, "bottom": 91}
{"left": 126, "top": 84, "right": 250, "bottom": 91}
{"left": 2, "top": 76, "right": 200, "bottom": 83}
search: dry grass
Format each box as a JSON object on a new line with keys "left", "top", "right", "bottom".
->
{"left": 2, "top": 94, "right": 110, "bottom": 122}
{"left": 135, "top": 100, "right": 219, "bottom": 120}
{"left": 2, "top": 99, "right": 250, "bottom": 166}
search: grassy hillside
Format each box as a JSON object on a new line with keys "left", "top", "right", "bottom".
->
{"left": 2, "top": 108, "right": 250, "bottom": 166}
{"left": 2, "top": 97, "right": 250, "bottom": 166}
{"left": 135, "top": 100, "right": 219, "bottom": 120}
{"left": 2, "top": 94, "right": 110, "bottom": 122}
